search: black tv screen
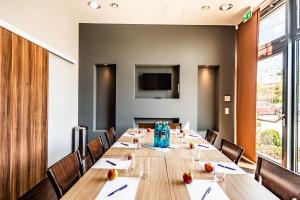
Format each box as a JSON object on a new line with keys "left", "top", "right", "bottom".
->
{"left": 142, "top": 73, "right": 171, "bottom": 90}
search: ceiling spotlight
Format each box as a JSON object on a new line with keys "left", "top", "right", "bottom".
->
{"left": 219, "top": 3, "right": 233, "bottom": 11}
{"left": 88, "top": 0, "right": 101, "bottom": 9}
{"left": 111, "top": 3, "right": 119, "bottom": 8}
{"left": 201, "top": 5, "right": 210, "bottom": 10}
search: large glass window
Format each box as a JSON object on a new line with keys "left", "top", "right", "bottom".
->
{"left": 257, "top": 54, "right": 284, "bottom": 163}
{"left": 259, "top": 4, "right": 286, "bottom": 46}
{"left": 297, "top": 0, "right": 300, "bottom": 29}
{"left": 297, "top": 40, "right": 300, "bottom": 173}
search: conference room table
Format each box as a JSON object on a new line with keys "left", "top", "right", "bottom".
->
{"left": 62, "top": 129, "right": 278, "bottom": 200}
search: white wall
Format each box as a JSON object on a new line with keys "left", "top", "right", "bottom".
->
{"left": 0, "top": 0, "right": 78, "bottom": 60}
{"left": 48, "top": 53, "right": 78, "bottom": 166}
{"left": 0, "top": 0, "right": 79, "bottom": 166}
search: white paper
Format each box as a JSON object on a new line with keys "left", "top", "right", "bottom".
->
{"left": 92, "top": 158, "right": 132, "bottom": 170}
{"left": 142, "top": 144, "right": 171, "bottom": 153}
{"left": 123, "top": 132, "right": 142, "bottom": 138}
{"left": 112, "top": 142, "right": 138, "bottom": 149}
{"left": 186, "top": 180, "right": 229, "bottom": 200}
{"left": 199, "top": 162, "right": 246, "bottom": 174}
{"left": 196, "top": 144, "right": 215, "bottom": 150}
{"left": 186, "top": 134, "right": 202, "bottom": 139}
{"left": 95, "top": 177, "right": 139, "bottom": 200}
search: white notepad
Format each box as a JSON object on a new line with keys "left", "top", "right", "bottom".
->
{"left": 92, "top": 158, "right": 131, "bottom": 170}
{"left": 186, "top": 180, "right": 229, "bottom": 200}
{"left": 123, "top": 132, "right": 142, "bottom": 138}
{"left": 112, "top": 142, "right": 138, "bottom": 149}
{"left": 186, "top": 134, "right": 202, "bottom": 139}
{"left": 95, "top": 177, "right": 139, "bottom": 200}
{"left": 199, "top": 162, "right": 246, "bottom": 174}
{"left": 196, "top": 144, "right": 215, "bottom": 150}
{"left": 142, "top": 144, "right": 172, "bottom": 153}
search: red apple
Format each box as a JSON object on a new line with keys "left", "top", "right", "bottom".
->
{"left": 147, "top": 128, "right": 151, "bottom": 132}
{"left": 183, "top": 171, "right": 194, "bottom": 184}
{"left": 125, "top": 152, "right": 134, "bottom": 160}
{"left": 133, "top": 138, "right": 139, "bottom": 144}
{"left": 189, "top": 143, "right": 196, "bottom": 149}
{"left": 204, "top": 163, "right": 214, "bottom": 173}
{"left": 107, "top": 169, "right": 118, "bottom": 180}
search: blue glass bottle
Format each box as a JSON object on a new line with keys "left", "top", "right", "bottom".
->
{"left": 160, "top": 122, "right": 168, "bottom": 148}
{"left": 166, "top": 122, "right": 170, "bottom": 146}
{"left": 154, "top": 122, "right": 162, "bottom": 147}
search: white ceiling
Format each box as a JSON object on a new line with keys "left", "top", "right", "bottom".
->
{"left": 73, "top": 0, "right": 265, "bottom": 25}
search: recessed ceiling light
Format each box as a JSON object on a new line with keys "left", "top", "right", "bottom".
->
{"left": 88, "top": 0, "right": 101, "bottom": 9}
{"left": 201, "top": 5, "right": 210, "bottom": 10}
{"left": 219, "top": 3, "right": 233, "bottom": 11}
{"left": 111, "top": 3, "right": 119, "bottom": 8}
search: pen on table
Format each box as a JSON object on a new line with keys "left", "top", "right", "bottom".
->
{"left": 217, "top": 164, "right": 236, "bottom": 170}
{"left": 198, "top": 144, "right": 209, "bottom": 148}
{"left": 120, "top": 142, "right": 129, "bottom": 146}
{"left": 189, "top": 134, "right": 199, "bottom": 137}
{"left": 105, "top": 160, "right": 117, "bottom": 166}
{"left": 107, "top": 184, "right": 128, "bottom": 197}
{"left": 201, "top": 187, "right": 211, "bottom": 200}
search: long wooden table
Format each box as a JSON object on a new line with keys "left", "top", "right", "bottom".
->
{"left": 62, "top": 129, "right": 278, "bottom": 200}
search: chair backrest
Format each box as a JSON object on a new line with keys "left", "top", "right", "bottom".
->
{"left": 220, "top": 139, "right": 244, "bottom": 164}
{"left": 47, "top": 150, "right": 82, "bottom": 198}
{"left": 105, "top": 127, "right": 116, "bottom": 147}
{"left": 205, "top": 130, "right": 218, "bottom": 145}
{"left": 86, "top": 136, "right": 105, "bottom": 164}
{"left": 255, "top": 156, "right": 300, "bottom": 200}
{"left": 137, "top": 123, "right": 155, "bottom": 129}
{"left": 169, "top": 123, "right": 182, "bottom": 129}
{"left": 80, "top": 153, "right": 94, "bottom": 174}
{"left": 18, "top": 177, "right": 58, "bottom": 200}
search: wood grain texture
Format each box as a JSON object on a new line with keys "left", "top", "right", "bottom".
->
{"left": 0, "top": 27, "right": 48, "bottom": 200}
{"left": 236, "top": 10, "right": 260, "bottom": 162}
{"left": 62, "top": 129, "right": 278, "bottom": 200}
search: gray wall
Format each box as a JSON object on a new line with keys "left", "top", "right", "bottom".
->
{"left": 79, "top": 24, "right": 236, "bottom": 147}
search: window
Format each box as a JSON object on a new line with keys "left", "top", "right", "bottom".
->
{"left": 257, "top": 54, "right": 284, "bottom": 163}
{"left": 297, "top": 40, "right": 300, "bottom": 173}
{"left": 297, "top": 0, "right": 300, "bottom": 29}
{"left": 259, "top": 4, "right": 286, "bottom": 46}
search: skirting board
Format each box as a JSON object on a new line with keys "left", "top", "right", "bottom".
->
{"left": 0, "top": 18, "right": 76, "bottom": 64}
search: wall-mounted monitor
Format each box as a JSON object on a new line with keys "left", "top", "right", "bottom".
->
{"left": 142, "top": 73, "right": 171, "bottom": 90}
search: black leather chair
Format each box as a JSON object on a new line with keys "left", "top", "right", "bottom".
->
{"left": 47, "top": 150, "right": 82, "bottom": 198}
{"left": 255, "top": 156, "right": 300, "bottom": 200}
{"left": 220, "top": 139, "right": 244, "bottom": 164}
{"left": 205, "top": 130, "right": 218, "bottom": 145}
{"left": 105, "top": 127, "right": 116, "bottom": 147}
{"left": 17, "top": 177, "right": 58, "bottom": 200}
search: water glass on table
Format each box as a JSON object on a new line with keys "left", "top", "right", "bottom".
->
{"left": 192, "top": 149, "right": 201, "bottom": 162}
{"left": 213, "top": 163, "right": 225, "bottom": 182}
{"left": 139, "top": 159, "right": 151, "bottom": 179}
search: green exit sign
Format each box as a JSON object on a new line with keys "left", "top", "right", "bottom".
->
{"left": 243, "top": 9, "right": 253, "bottom": 23}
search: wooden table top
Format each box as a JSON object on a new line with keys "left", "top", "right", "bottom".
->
{"left": 62, "top": 129, "right": 278, "bottom": 200}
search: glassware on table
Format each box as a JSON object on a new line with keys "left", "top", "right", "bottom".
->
{"left": 175, "top": 125, "right": 180, "bottom": 137}
{"left": 139, "top": 159, "right": 151, "bottom": 179}
{"left": 213, "top": 163, "right": 225, "bottom": 182}
{"left": 192, "top": 149, "right": 201, "bottom": 162}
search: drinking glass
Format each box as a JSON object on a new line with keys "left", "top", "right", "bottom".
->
{"left": 191, "top": 149, "right": 200, "bottom": 162}
{"left": 213, "top": 163, "right": 225, "bottom": 182}
{"left": 129, "top": 157, "right": 136, "bottom": 176}
{"left": 175, "top": 125, "right": 180, "bottom": 137}
{"left": 140, "top": 159, "right": 151, "bottom": 179}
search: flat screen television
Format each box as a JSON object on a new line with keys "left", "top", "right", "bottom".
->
{"left": 142, "top": 73, "right": 172, "bottom": 90}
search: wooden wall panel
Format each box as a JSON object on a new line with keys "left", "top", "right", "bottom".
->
{"left": 0, "top": 24, "right": 13, "bottom": 200}
{"left": 0, "top": 27, "right": 48, "bottom": 200}
{"left": 236, "top": 10, "right": 260, "bottom": 162}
